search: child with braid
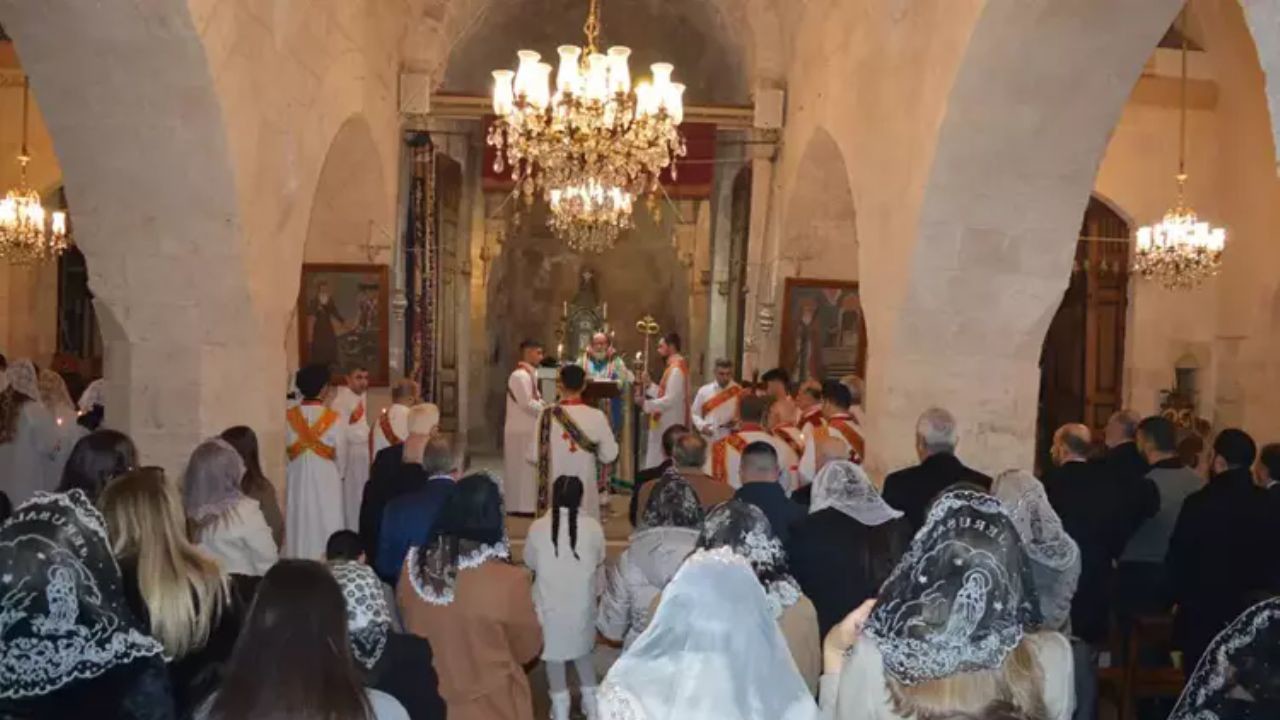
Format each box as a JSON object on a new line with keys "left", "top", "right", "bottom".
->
{"left": 523, "top": 475, "right": 606, "bottom": 720}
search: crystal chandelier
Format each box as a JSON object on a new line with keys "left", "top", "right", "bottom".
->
{"left": 1133, "top": 9, "right": 1224, "bottom": 290}
{"left": 488, "top": 0, "right": 686, "bottom": 253}
{"left": 0, "top": 77, "right": 68, "bottom": 264}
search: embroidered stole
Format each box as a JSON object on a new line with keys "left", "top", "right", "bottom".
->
{"left": 823, "top": 416, "right": 866, "bottom": 463}
{"left": 507, "top": 362, "right": 542, "bottom": 405}
{"left": 650, "top": 356, "right": 690, "bottom": 429}
{"left": 710, "top": 432, "right": 750, "bottom": 485}
{"left": 798, "top": 409, "right": 825, "bottom": 432}
{"left": 535, "top": 404, "right": 603, "bottom": 513}
{"left": 286, "top": 405, "right": 339, "bottom": 461}
{"left": 379, "top": 412, "right": 402, "bottom": 445}
{"left": 773, "top": 424, "right": 806, "bottom": 457}
{"left": 702, "top": 383, "right": 742, "bottom": 417}
{"left": 349, "top": 401, "right": 365, "bottom": 425}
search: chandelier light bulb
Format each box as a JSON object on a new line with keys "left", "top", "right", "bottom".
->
{"left": 607, "top": 47, "right": 631, "bottom": 93}
{"left": 492, "top": 70, "right": 515, "bottom": 115}
{"left": 556, "top": 46, "right": 582, "bottom": 93}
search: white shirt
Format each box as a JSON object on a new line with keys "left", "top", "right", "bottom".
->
{"left": 195, "top": 497, "right": 280, "bottom": 577}
{"left": 691, "top": 381, "right": 741, "bottom": 442}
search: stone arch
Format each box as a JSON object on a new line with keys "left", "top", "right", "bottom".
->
{"left": 875, "top": 0, "right": 1186, "bottom": 474}
{"left": 782, "top": 126, "right": 859, "bottom": 280}
{"left": 1240, "top": 1, "right": 1280, "bottom": 171}
{"left": 0, "top": 0, "right": 258, "bottom": 472}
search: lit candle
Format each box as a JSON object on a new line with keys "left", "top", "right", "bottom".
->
{"left": 602, "top": 301, "right": 608, "bottom": 320}
{"left": 557, "top": 342, "right": 564, "bottom": 357}
{"left": 562, "top": 300, "right": 568, "bottom": 316}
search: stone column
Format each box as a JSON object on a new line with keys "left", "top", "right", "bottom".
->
{"left": 741, "top": 137, "right": 779, "bottom": 378}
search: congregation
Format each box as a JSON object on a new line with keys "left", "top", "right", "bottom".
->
{"left": 2, "top": 349, "right": 1280, "bottom": 720}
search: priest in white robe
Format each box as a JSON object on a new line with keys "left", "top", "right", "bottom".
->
{"left": 330, "top": 365, "right": 372, "bottom": 530}
{"left": 638, "top": 333, "right": 689, "bottom": 470}
{"left": 797, "top": 380, "right": 866, "bottom": 486}
{"left": 691, "top": 358, "right": 742, "bottom": 443}
{"left": 0, "top": 359, "right": 61, "bottom": 505}
{"left": 505, "top": 339, "right": 546, "bottom": 515}
{"left": 527, "top": 364, "right": 619, "bottom": 521}
{"left": 373, "top": 378, "right": 420, "bottom": 455}
{"left": 705, "top": 394, "right": 798, "bottom": 489}
{"left": 285, "top": 364, "right": 347, "bottom": 559}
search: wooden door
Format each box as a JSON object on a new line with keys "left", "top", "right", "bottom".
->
{"left": 433, "top": 155, "right": 463, "bottom": 432}
{"left": 1036, "top": 197, "right": 1130, "bottom": 469}
{"left": 727, "top": 167, "right": 752, "bottom": 371}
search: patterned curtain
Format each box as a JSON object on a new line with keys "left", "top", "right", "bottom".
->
{"left": 404, "top": 132, "right": 440, "bottom": 400}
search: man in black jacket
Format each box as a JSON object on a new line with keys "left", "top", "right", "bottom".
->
{"left": 735, "top": 441, "right": 805, "bottom": 544}
{"left": 358, "top": 407, "right": 449, "bottom": 566}
{"left": 1096, "top": 410, "right": 1158, "bottom": 545}
{"left": 1167, "top": 428, "right": 1280, "bottom": 672}
{"left": 881, "top": 407, "right": 991, "bottom": 531}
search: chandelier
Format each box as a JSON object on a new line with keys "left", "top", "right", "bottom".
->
{"left": 0, "top": 77, "right": 68, "bottom": 264}
{"left": 487, "top": 0, "right": 686, "bottom": 253}
{"left": 1133, "top": 9, "right": 1224, "bottom": 290}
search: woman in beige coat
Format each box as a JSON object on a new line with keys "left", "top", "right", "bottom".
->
{"left": 399, "top": 473, "right": 542, "bottom": 720}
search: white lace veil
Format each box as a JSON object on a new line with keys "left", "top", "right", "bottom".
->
{"left": 598, "top": 547, "right": 818, "bottom": 720}
{"left": 810, "top": 461, "right": 903, "bottom": 526}
{"left": 991, "top": 470, "right": 1078, "bottom": 572}
{"left": 865, "top": 490, "right": 1042, "bottom": 685}
{"left": 6, "top": 359, "right": 40, "bottom": 405}
{"left": 1171, "top": 596, "right": 1280, "bottom": 720}
{"left": 0, "top": 490, "right": 164, "bottom": 699}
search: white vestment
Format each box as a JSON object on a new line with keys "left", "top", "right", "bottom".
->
{"left": 284, "top": 402, "right": 347, "bottom": 560}
{"left": 331, "top": 386, "right": 371, "bottom": 530}
{"left": 690, "top": 381, "right": 741, "bottom": 443}
{"left": 372, "top": 403, "right": 411, "bottom": 455}
{"left": 703, "top": 425, "right": 799, "bottom": 490}
{"left": 797, "top": 414, "right": 865, "bottom": 487}
{"left": 0, "top": 401, "right": 61, "bottom": 506}
{"left": 504, "top": 363, "right": 545, "bottom": 514}
{"left": 641, "top": 357, "right": 688, "bottom": 470}
{"left": 526, "top": 402, "right": 619, "bottom": 521}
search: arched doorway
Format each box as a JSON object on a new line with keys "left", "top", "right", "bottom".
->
{"left": 1035, "top": 196, "right": 1131, "bottom": 469}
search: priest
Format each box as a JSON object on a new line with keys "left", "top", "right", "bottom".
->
{"left": 706, "top": 394, "right": 797, "bottom": 489}
{"left": 691, "top": 358, "right": 741, "bottom": 442}
{"left": 330, "top": 365, "right": 371, "bottom": 530}
{"left": 505, "top": 339, "right": 546, "bottom": 515}
{"left": 638, "top": 333, "right": 689, "bottom": 470}
{"left": 527, "top": 364, "right": 619, "bottom": 520}
{"left": 372, "top": 378, "right": 420, "bottom": 454}
{"left": 579, "top": 331, "right": 632, "bottom": 429}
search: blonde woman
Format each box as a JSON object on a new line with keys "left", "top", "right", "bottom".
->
{"left": 183, "top": 438, "right": 279, "bottom": 576}
{"left": 100, "top": 467, "right": 243, "bottom": 716}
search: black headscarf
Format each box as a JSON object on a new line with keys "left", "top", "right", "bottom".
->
{"left": 696, "top": 500, "right": 801, "bottom": 615}
{"left": 1171, "top": 596, "right": 1280, "bottom": 720}
{"left": 865, "top": 490, "right": 1042, "bottom": 685}
{"left": 0, "top": 490, "right": 165, "bottom": 699}
{"left": 407, "top": 472, "right": 509, "bottom": 606}
{"left": 638, "top": 469, "right": 704, "bottom": 530}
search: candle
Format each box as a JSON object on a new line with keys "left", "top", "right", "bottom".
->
{"left": 562, "top": 300, "right": 568, "bottom": 316}
{"left": 602, "top": 301, "right": 608, "bottom": 320}
{"left": 557, "top": 342, "right": 564, "bottom": 357}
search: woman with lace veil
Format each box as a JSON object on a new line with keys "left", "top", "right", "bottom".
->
{"left": 599, "top": 547, "right": 818, "bottom": 720}
{"left": 0, "top": 359, "right": 61, "bottom": 505}
{"left": 182, "top": 438, "right": 278, "bottom": 577}
{"left": 0, "top": 489, "right": 175, "bottom": 720}
{"left": 695, "top": 500, "right": 822, "bottom": 693}
{"left": 397, "top": 472, "right": 541, "bottom": 720}
{"left": 1170, "top": 596, "right": 1280, "bottom": 720}
{"left": 991, "top": 470, "right": 1081, "bottom": 633}
{"left": 788, "top": 460, "right": 911, "bottom": 638}
{"left": 333, "top": 561, "right": 446, "bottom": 720}
{"left": 598, "top": 473, "right": 704, "bottom": 648}
{"left": 819, "top": 490, "right": 1075, "bottom": 720}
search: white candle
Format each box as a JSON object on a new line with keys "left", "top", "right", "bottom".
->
{"left": 562, "top": 300, "right": 568, "bottom": 316}
{"left": 602, "top": 301, "right": 608, "bottom": 320}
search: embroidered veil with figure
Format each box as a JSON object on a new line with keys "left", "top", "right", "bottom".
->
{"left": 696, "top": 500, "right": 802, "bottom": 616}
{"left": 1170, "top": 596, "right": 1280, "bottom": 720}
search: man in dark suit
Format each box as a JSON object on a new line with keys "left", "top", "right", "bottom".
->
{"left": 735, "top": 441, "right": 805, "bottom": 544}
{"left": 1096, "top": 410, "right": 1158, "bottom": 546}
{"left": 358, "top": 407, "right": 449, "bottom": 569}
{"left": 1168, "top": 429, "right": 1280, "bottom": 672}
{"left": 881, "top": 407, "right": 991, "bottom": 531}
{"left": 629, "top": 424, "right": 686, "bottom": 526}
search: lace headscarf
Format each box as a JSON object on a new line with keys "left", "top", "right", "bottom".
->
{"left": 0, "top": 490, "right": 164, "bottom": 699}
{"left": 6, "top": 359, "right": 41, "bottom": 405}
{"left": 697, "top": 500, "right": 802, "bottom": 616}
{"left": 865, "top": 490, "right": 1042, "bottom": 685}
{"left": 637, "top": 469, "right": 705, "bottom": 530}
{"left": 810, "top": 461, "right": 903, "bottom": 526}
{"left": 1171, "top": 597, "right": 1280, "bottom": 720}
{"left": 598, "top": 547, "right": 818, "bottom": 720}
{"left": 332, "top": 561, "right": 392, "bottom": 671}
{"left": 182, "top": 438, "right": 248, "bottom": 526}
{"left": 407, "top": 472, "right": 510, "bottom": 606}
{"left": 37, "top": 369, "right": 75, "bottom": 425}
{"left": 992, "top": 469, "right": 1081, "bottom": 631}
{"left": 77, "top": 379, "right": 105, "bottom": 415}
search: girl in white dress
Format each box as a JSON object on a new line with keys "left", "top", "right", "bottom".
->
{"left": 524, "top": 475, "right": 606, "bottom": 720}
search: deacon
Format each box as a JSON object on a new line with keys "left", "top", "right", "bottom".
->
{"left": 330, "top": 365, "right": 372, "bottom": 530}
{"left": 638, "top": 333, "right": 689, "bottom": 470}
{"left": 285, "top": 364, "right": 346, "bottom": 559}
{"left": 505, "top": 339, "right": 546, "bottom": 515}
{"left": 796, "top": 381, "right": 826, "bottom": 432}
{"left": 691, "top": 358, "right": 742, "bottom": 442}
{"left": 761, "top": 368, "right": 799, "bottom": 430}
{"left": 373, "top": 378, "right": 420, "bottom": 454}
{"left": 706, "top": 395, "right": 797, "bottom": 489}
{"left": 527, "top": 364, "right": 619, "bottom": 520}
{"left": 798, "top": 380, "right": 866, "bottom": 485}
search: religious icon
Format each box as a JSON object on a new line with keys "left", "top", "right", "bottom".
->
{"left": 780, "top": 278, "right": 866, "bottom": 384}
{"left": 297, "top": 263, "right": 390, "bottom": 386}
